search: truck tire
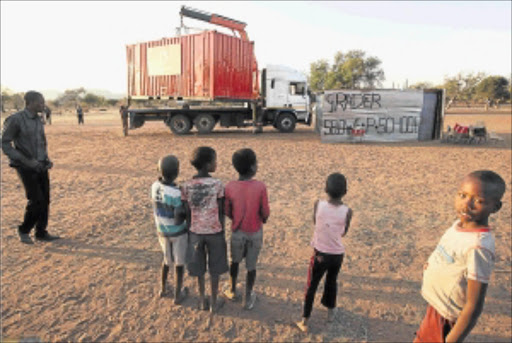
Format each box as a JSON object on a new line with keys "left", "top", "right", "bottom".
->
{"left": 194, "top": 113, "right": 216, "bottom": 134}
{"left": 276, "top": 113, "right": 296, "bottom": 133}
{"left": 169, "top": 114, "right": 192, "bottom": 135}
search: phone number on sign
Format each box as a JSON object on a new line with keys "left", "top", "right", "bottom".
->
{"left": 322, "top": 116, "right": 419, "bottom": 135}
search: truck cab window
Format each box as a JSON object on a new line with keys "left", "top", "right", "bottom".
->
{"left": 290, "top": 82, "right": 305, "bottom": 95}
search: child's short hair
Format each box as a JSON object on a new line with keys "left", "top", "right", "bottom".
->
{"left": 191, "top": 146, "right": 216, "bottom": 170}
{"left": 158, "top": 155, "right": 179, "bottom": 181}
{"left": 467, "top": 170, "right": 506, "bottom": 200}
{"left": 326, "top": 173, "right": 347, "bottom": 199}
{"left": 232, "top": 148, "right": 257, "bottom": 176}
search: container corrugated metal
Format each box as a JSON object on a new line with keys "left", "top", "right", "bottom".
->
{"left": 126, "top": 30, "right": 258, "bottom": 101}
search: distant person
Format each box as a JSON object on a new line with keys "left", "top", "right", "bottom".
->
{"left": 151, "top": 155, "right": 189, "bottom": 304}
{"left": 76, "top": 105, "right": 84, "bottom": 125}
{"left": 44, "top": 105, "right": 52, "bottom": 125}
{"left": 296, "top": 173, "right": 353, "bottom": 333}
{"left": 485, "top": 98, "right": 490, "bottom": 111}
{"left": 119, "top": 105, "right": 129, "bottom": 136}
{"left": 414, "top": 170, "right": 505, "bottom": 343}
{"left": 1, "top": 91, "right": 60, "bottom": 244}
{"left": 181, "top": 146, "right": 228, "bottom": 313}
{"left": 223, "top": 148, "right": 270, "bottom": 310}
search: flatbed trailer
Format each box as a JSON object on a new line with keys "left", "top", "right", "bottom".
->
{"left": 128, "top": 106, "right": 257, "bottom": 134}
{"left": 127, "top": 100, "right": 307, "bottom": 135}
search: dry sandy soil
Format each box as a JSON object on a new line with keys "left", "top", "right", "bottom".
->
{"left": 1, "top": 110, "right": 511, "bottom": 342}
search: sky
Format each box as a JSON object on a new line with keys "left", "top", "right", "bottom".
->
{"left": 1, "top": 1, "right": 511, "bottom": 97}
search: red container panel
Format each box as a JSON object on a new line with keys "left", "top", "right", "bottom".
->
{"left": 126, "top": 31, "right": 258, "bottom": 101}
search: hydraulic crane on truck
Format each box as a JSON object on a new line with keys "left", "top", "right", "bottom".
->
{"left": 178, "top": 6, "right": 259, "bottom": 99}
{"left": 179, "top": 6, "right": 250, "bottom": 41}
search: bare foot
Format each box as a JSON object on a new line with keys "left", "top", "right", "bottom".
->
{"left": 223, "top": 287, "right": 238, "bottom": 301}
{"left": 295, "top": 320, "right": 308, "bottom": 333}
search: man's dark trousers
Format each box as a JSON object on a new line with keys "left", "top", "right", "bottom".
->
{"left": 16, "top": 167, "right": 50, "bottom": 237}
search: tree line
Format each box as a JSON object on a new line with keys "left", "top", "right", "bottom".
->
{"left": 308, "top": 50, "right": 511, "bottom": 107}
{"left": 2, "top": 53, "right": 510, "bottom": 113}
{"left": 1, "top": 87, "right": 123, "bottom": 112}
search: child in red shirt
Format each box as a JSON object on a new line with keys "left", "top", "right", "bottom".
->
{"left": 223, "top": 148, "right": 270, "bottom": 310}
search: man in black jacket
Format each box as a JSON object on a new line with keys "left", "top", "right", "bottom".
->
{"left": 2, "top": 91, "right": 60, "bottom": 244}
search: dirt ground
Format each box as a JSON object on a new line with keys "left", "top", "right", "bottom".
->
{"left": 1, "top": 110, "right": 511, "bottom": 342}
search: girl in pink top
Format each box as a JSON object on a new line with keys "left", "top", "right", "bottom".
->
{"left": 296, "top": 173, "right": 353, "bottom": 333}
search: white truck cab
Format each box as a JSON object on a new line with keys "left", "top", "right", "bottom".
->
{"left": 262, "top": 65, "right": 311, "bottom": 127}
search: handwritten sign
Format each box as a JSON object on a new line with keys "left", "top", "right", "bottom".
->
{"left": 318, "top": 90, "right": 424, "bottom": 142}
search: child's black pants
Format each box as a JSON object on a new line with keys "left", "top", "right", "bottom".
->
{"left": 303, "top": 250, "right": 344, "bottom": 318}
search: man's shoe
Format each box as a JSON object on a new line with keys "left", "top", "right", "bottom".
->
{"left": 19, "top": 233, "right": 34, "bottom": 244}
{"left": 35, "top": 233, "right": 60, "bottom": 242}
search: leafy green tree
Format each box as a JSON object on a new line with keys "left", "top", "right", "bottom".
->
{"left": 308, "top": 59, "right": 329, "bottom": 91}
{"left": 342, "top": 50, "right": 366, "bottom": 89}
{"left": 364, "top": 56, "right": 385, "bottom": 89}
{"left": 309, "top": 50, "right": 385, "bottom": 91}
{"left": 475, "top": 76, "right": 510, "bottom": 102}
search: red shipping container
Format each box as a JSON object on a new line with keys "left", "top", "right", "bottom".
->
{"left": 126, "top": 30, "right": 258, "bottom": 101}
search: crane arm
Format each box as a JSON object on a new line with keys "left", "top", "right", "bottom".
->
{"left": 180, "top": 6, "right": 249, "bottom": 41}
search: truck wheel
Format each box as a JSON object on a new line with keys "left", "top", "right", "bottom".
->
{"left": 194, "top": 114, "right": 216, "bottom": 134}
{"left": 276, "top": 113, "right": 296, "bottom": 133}
{"left": 169, "top": 114, "right": 192, "bottom": 135}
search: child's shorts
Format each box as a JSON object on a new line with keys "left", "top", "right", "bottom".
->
{"left": 230, "top": 229, "right": 263, "bottom": 271}
{"left": 158, "top": 233, "right": 188, "bottom": 266}
{"left": 187, "top": 232, "right": 229, "bottom": 277}
{"left": 413, "top": 305, "right": 454, "bottom": 343}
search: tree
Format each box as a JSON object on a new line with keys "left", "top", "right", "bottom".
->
{"left": 308, "top": 59, "right": 329, "bottom": 91}
{"left": 409, "top": 82, "right": 434, "bottom": 90}
{"left": 11, "top": 93, "right": 24, "bottom": 110}
{"left": 1, "top": 91, "right": 11, "bottom": 112}
{"left": 54, "top": 87, "right": 86, "bottom": 107}
{"left": 363, "top": 56, "right": 385, "bottom": 89}
{"left": 1, "top": 90, "right": 24, "bottom": 111}
{"left": 475, "top": 76, "right": 510, "bottom": 102}
{"left": 83, "top": 93, "right": 106, "bottom": 107}
{"left": 441, "top": 72, "right": 486, "bottom": 106}
{"left": 309, "top": 50, "right": 385, "bottom": 91}
{"left": 106, "top": 99, "right": 119, "bottom": 107}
